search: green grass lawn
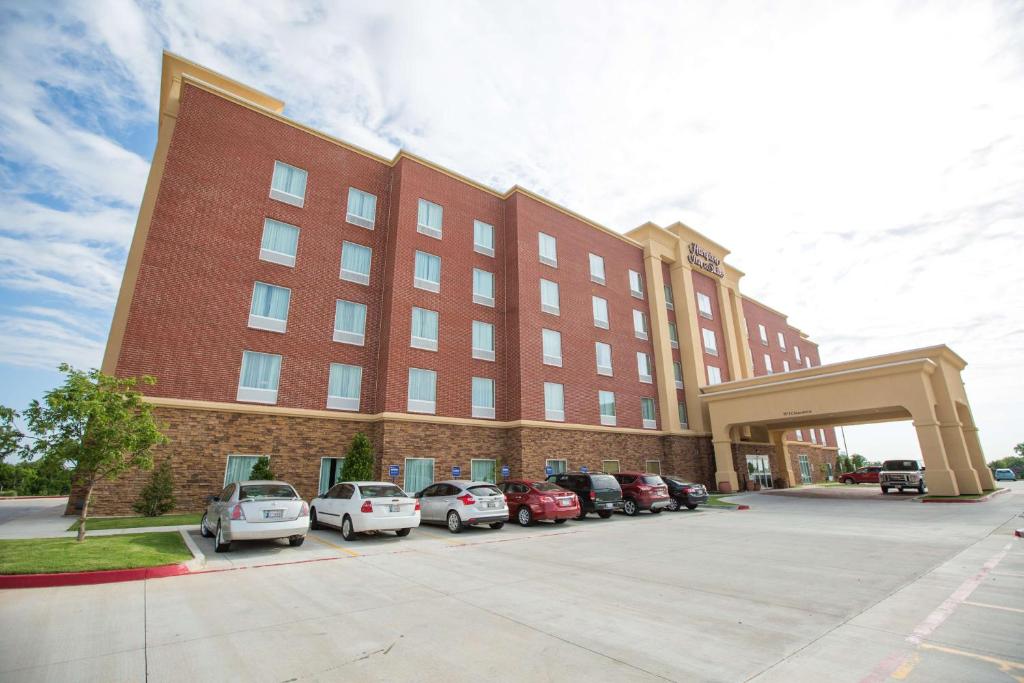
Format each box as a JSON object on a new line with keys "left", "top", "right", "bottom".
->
{"left": 0, "top": 532, "right": 192, "bottom": 575}
{"left": 705, "top": 495, "right": 739, "bottom": 507}
{"left": 67, "top": 513, "right": 202, "bottom": 532}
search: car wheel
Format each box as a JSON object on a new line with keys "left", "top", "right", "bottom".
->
{"left": 623, "top": 499, "right": 638, "bottom": 516}
{"left": 597, "top": 510, "right": 613, "bottom": 519}
{"left": 395, "top": 528, "right": 411, "bottom": 537}
{"left": 341, "top": 515, "right": 358, "bottom": 541}
{"left": 917, "top": 483, "right": 925, "bottom": 494}
{"left": 489, "top": 522, "right": 504, "bottom": 530}
{"left": 517, "top": 506, "right": 534, "bottom": 527}
{"left": 686, "top": 503, "right": 698, "bottom": 510}
{"left": 881, "top": 486, "right": 889, "bottom": 494}
{"left": 289, "top": 535, "right": 305, "bottom": 547}
{"left": 447, "top": 510, "right": 463, "bottom": 534}
{"left": 214, "top": 523, "right": 231, "bottom": 553}
{"left": 309, "top": 508, "right": 320, "bottom": 531}
{"left": 898, "top": 487, "right": 904, "bottom": 493}
{"left": 666, "top": 498, "right": 680, "bottom": 512}
{"left": 200, "top": 513, "right": 213, "bottom": 538}
{"left": 843, "top": 477, "right": 855, "bottom": 485}
{"left": 553, "top": 518, "right": 567, "bottom": 524}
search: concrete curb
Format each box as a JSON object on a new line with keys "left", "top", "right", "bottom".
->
{"left": 179, "top": 528, "right": 207, "bottom": 570}
{"left": 920, "top": 488, "right": 1010, "bottom": 504}
{"left": 0, "top": 563, "right": 190, "bottom": 589}
{"left": 0, "top": 495, "right": 69, "bottom": 500}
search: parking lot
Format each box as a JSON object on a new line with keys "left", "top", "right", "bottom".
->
{"left": 2, "top": 482, "right": 1022, "bottom": 682}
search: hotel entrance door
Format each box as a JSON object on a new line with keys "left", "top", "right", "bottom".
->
{"left": 746, "top": 455, "right": 773, "bottom": 489}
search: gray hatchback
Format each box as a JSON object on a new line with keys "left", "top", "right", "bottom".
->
{"left": 414, "top": 480, "right": 509, "bottom": 533}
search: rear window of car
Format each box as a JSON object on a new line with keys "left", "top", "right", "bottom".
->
{"left": 883, "top": 461, "right": 920, "bottom": 471}
{"left": 589, "top": 474, "right": 619, "bottom": 489}
{"left": 532, "top": 482, "right": 563, "bottom": 492}
{"left": 468, "top": 485, "right": 502, "bottom": 496}
{"left": 359, "top": 484, "right": 405, "bottom": 498}
{"left": 642, "top": 475, "right": 664, "bottom": 485}
{"left": 238, "top": 484, "right": 297, "bottom": 500}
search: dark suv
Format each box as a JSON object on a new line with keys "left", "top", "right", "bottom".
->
{"left": 612, "top": 472, "right": 671, "bottom": 515}
{"left": 546, "top": 472, "right": 623, "bottom": 518}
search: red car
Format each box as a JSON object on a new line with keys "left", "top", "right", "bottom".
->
{"left": 498, "top": 480, "right": 580, "bottom": 526}
{"left": 840, "top": 466, "right": 882, "bottom": 485}
{"left": 611, "top": 472, "right": 671, "bottom": 516}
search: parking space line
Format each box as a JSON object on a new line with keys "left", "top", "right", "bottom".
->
{"left": 918, "top": 643, "right": 1024, "bottom": 681}
{"left": 962, "top": 600, "right": 1024, "bottom": 615}
{"left": 308, "top": 534, "right": 361, "bottom": 557}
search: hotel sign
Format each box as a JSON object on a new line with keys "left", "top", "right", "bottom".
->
{"left": 688, "top": 243, "right": 724, "bottom": 278}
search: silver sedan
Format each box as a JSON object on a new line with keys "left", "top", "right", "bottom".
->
{"left": 201, "top": 480, "right": 310, "bottom": 552}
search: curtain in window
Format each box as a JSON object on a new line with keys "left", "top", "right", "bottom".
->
{"left": 415, "top": 252, "right": 441, "bottom": 283}
{"left": 328, "top": 364, "right": 362, "bottom": 399}
{"left": 474, "top": 221, "right": 493, "bottom": 249}
{"left": 589, "top": 253, "right": 604, "bottom": 279}
{"left": 411, "top": 308, "right": 438, "bottom": 341}
{"left": 674, "top": 362, "right": 683, "bottom": 382}
{"left": 630, "top": 270, "right": 643, "bottom": 292}
{"left": 599, "top": 391, "right": 616, "bottom": 417}
{"left": 472, "top": 377, "right": 494, "bottom": 408}
{"left": 240, "top": 351, "right": 281, "bottom": 390}
{"left": 664, "top": 285, "right": 673, "bottom": 303}
{"left": 471, "top": 460, "right": 495, "bottom": 483}
{"left": 472, "top": 321, "right": 493, "bottom": 351}
{"left": 319, "top": 458, "right": 344, "bottom": 494}
{"left": 417, "top": 199, "right": 442, "bottom": 229}
{"left": 592, "top": 297, "right": 608, "bottom": 323}
{"left": 335, "top": 300, "right": 367, "bottom": 334}
{"left": 225, "top": 455, "right": 259, "bottom": 486}
{"left": 408, "top": 369, "right": 436, "bottom": 402}
{"left": 544, "top": 383, "right": 563, "bottom": 411}
{"left": 641, "top": 399, "right": 656, "bottom": 420}
{"left": 637, "top": 353, "right": 650, "bottom": 376}
{"left": 542, "top": 329, "right": 561, "bottom": 358}
{"left": 405, "top": 458, "right": 434, "bottom": 494}
{"left": 342, "top": 242, "right": 372, "bottom": 275}
{"left": 473, "top": 269, "right": 493, "bottom": 298}
{"left": 596, "top": 343, "right": 611, "bottom": 367}
{"left": 251, "top": 283, "right": 290, "bottom": 320}
{"left": 541, "top": 280, "right": 559, "bottom": 308}
{"left": 669, "top": 322, "right": 679, "bottom": 343}
{"left": 678, "top": 402, "right": 688, "bottom": 425}
{"left": 547, "top": 459, "right": 567, "bottom": 475}
{"left": 633, "top": 310, "right": 646, "bottom": 333}
{"left": 261, "top": 219, "right": 299, "bottom": 255}
{"left": 539, "top": 233, "right": 556, "bottom": 260}
{"left": 272, "top": 161, "right": 307, "bottom": 197}
{"left": 347, "top": 188, "right": 377, "bottom": 220}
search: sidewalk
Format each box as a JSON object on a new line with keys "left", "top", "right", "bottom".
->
{"left": 0, "top": 498, "right": 199, "bottom": 539}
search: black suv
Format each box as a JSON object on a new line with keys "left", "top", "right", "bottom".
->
{"left": 546, "top": 472, "right": 623, "bottom": 518}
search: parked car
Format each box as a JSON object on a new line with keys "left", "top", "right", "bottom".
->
{"left": 612, "top": 472, "right": 671, "bottom": 515}
{"left": 840, "top": 466, "right": 882, "bottom": 485}
{"left": 415, "top": 480, "right": 508, "bottom": 533}
{"left": 201, "top": 480, "right": 309, "bottom": 553}
{"left": 880, "top": 460, "right": 926, "bottom": 494}
{"left": 309, "top": 481, "right": 420, "bottom": 541}
{"left": 498, "top": 480, "right": 580, "bottom": 526}
{"left": 662, "top": 476, "right": 709, "bottom": 511}
{"left": 546, "top": 472, "right": 623, "bottom": 518}
{"left": 994, "top": 468, "right": 1017, "bottom": 482}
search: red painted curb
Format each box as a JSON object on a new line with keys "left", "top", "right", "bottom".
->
{"left": 0, "top": 563, "right": 189, "bottom": 589}
{"left": 737, "top": 505, "right": 751, "bottom": 510}
{"left": 921, "top": 488, "right": 1008, "bottom": 504}
{"left": 1015, "top": 529, "right": 1023, "bottom": 538}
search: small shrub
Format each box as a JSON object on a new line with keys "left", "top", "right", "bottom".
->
{"left": 340, "top": 433, "right": 374, "bottom": 481}
{"left": 133, "top": 460, "right": 176, "bottom": 517}
{"left": 250, "top": 456, "right": 274, "bottom": 481}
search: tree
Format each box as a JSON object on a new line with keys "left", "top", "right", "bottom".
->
{"left": 133, "top": 460, "right": 176, "bottom": 516}
{"left": 988, "top": 445, "right": 1024, "bottom": 477}
{"left": 850, "top": 454, "right": 867, "bottom": 469}
{"left": 340, "top": 432, "right": 374, "bottom": 481}
{"left": 24, "top": 365, "right": 166, "bottom": 541}
{"left": 0, "top": 406, "right": 23, "bottom": 464}
{"left": 250, "top": 456, "right": 274, "bottom": 480}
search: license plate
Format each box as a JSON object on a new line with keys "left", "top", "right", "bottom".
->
{"left": 558, "top": 498, "right": 571, "bottom": 507}
{"left": 388, "top": 504, "right": 400, "bottom": 513}
{"left": 483, "top": 501, "right": 495, "bottom": 509}
{"left": 264, "top": 509, "right": 283, "bottom": 519}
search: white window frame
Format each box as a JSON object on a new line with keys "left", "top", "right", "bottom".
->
{"left": 237, "top": 350, "right": 282, "bottom": 404}
{"left": 707, "top": 365, "right": 722, "bottom": 385}
{"left": 345, "top": 187, "right": 377, "bottom": 229}
{"left": 595, "top": 342, "right": 613, "bottom": 377}
{"left": 471, "top": 377, "right": 496, "bottom": 419}
{"left": 413, "top": 251, "right": 441, "bottom": 293}
{"left": 637, "top": 352, "right": 653, "bottom": 384}
{"left": 340, "top": 241, "right": 371, "bottom": 285}
{"left": 474, "top": 220, "right": 495, "bottom": 257}
{"left": 540, "top": 279, "right": 560, "bottom": 316}
{"left": 633, "top": 310, "right": 648, "bottom": 340}
{"left": 601, "top": 459, "right": 620, "bottom": 474}
{"left": 546, "top": 458, "right": 568, "bottom": 475}
{"left": 417, "top": 198, "right": 443, "bottom": 239}
{"left": 589, "top": 253, "right": 605, "bottom": 284}
{"left": 333, "top": 299, "right": 366, "bottom": 346}
{"left": 318, "top": 456, "right": 345, "bottom": 495}
{"left": 702, "top": 328, "right": 718, "bottom": 356}
{"left": 794, "top": 346, "right": 802, "bottom": 362}
{"left": 628, "top": 270, "right": 644, "bottom": 299}
{"left": 664, "top": 285, "right": 674, "bottom": 310}
{"left": 796, "top": 429, "right": 804, "bottom": 441}
{"left": 473, "top": 268, "right": 495, "bottom": 307}
{"left": 542, "top": 328, "right": 562, "bottom": 367}
{"left": 669, "top": 321, "right": 679, "bottom": 349}
{"left": 810, "top": 430, "right": 818, "bottom": 444}
{"left": 758, "top": 323, "right": 769, "bottom": 346}
{"left": 544, "top": 382, "right": 565, "bottom": 422}
{"left": 407, "top": 368, "right": 437, "bottom": 414}
{"left": 326, "top": 363, "right": 362, "bottom": 411}
{"left": 599, "top": 390, "right": 616, "bottom": 426}
{"left": 248, "top": 281, "right": 290, "bottom": 333}
{"left": 472, "top": 320, "right": 495, "bottom": 362}
{"left": 259, "top": 218, "right": 299, "bottom": 268}
{"left": 777, "top": 332, "right": 787, "bottom": 350}
{"left": 641, "top": 398, "right": 657, "bottom": 430}
{"left": 470, "top": 458, "right": 497, "bottom": 483}
{"left": 592, "top": 296, "right": 609, "bottom": 329}
{"left": 697, "top": 292, "right": 713, "bottom": 319}
{"left": 404, "top": 457, "right": 435, "bottom": 494}
{"left": 410, "top": 307, "right": 439, "bottom": 352}
{"left": 764, "top": 354, "right": 774, "bottom": 374}
{"left": 783, "top": 360, "right": 791, "bottom": 373}
{"left": 678, "top": 401, "right": 688, "bottom": 429}
{"left": 673, "top": 361, "right": 684, "bottom": 390}
{"left": 538, "top": 232, "right": 557, "bottom": 267}
{"left": 269, "top": 160, "right": 307, "bottom": 207}
{"left": 819, "top": 429, "right": 826, "bottom": 444}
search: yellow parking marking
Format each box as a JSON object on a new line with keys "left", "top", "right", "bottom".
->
{"left": 962, "top": 600, "right": 1024, "bottom": 615}
{"left": 890, "top": 652, "right": 919, "bottom": 679}
{"left": 919, "top": 643, "right": 1024, "bottom": 683}
{"left": 308, "top": 534, "right": 361, "bottom": 557}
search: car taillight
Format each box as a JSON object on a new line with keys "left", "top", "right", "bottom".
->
{"left": 458, "top": 493, "right": 476, "bottom": 506}
{"left": 638, "top": 485, "right": 651, "bottom": 492}
{"left": 589, "top": 491, "right": 596, "bottom": 501}
{"left": 360, "top": 500, "right": 373, "bottom": 513}
{"left": 299, "top": 502, "right": 309, "bottom": 517}
{"left": 539, "top": 495, "right": 554, "bottom": 503}
{"left": 680, "top": 486, "right": 691, "bottom": 494}
{"left": 414, "top": 499, "right": 421, "bottom": 511}
{"left": 230, "top": 504, "right": 245, "bottom": 520}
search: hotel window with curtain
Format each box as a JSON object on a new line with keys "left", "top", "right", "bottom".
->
{"left": 471, "top": 459, "right": 496, "bottom": 483}
{"left": 407, "top": 368, "right": 437, "bottom": 414}
{"left": 473, "top": 268, "right": 494, "bottom": 307}
{"left": 538, "top": 232, "right": 557, "bottom": 267}
{"left": 764, "top": 354, "right": 774, "bottom": 374}
{"left": 327, "top": 363, "right": 361, "bottom": 411}
{"left": 758, "top": 323, "right": 769, "bottom": 345}
{"left": 224, "top": 455, "right": 260, "bottom": 486}
{"left": 599, "top": 390, "right": 616, "bottom": 426}
{"left": 546, "top": 458, "right": 567, "bottom": 475}
{"left": 697, "top": 292, "right": 713, "bottom": 319}
{"left": 794, "top": 346, "right": 802, "bottom": 362}
{"left": 259, "top": 218, "right": 299, "bottom": 267}
{"left": 248, "top": 282, "right": 291, "bottom": 333}
{"left": 678, "top": 401, "right": 688, "bottom": 428}
{"left": 544, "top": 382, "right": 564, "bottom": 422}
{"left": 664, "top": 285, "right": 674, "bottom": 310}
{"left": 633, "top": 310, "right": 648, "bottom": 340}
{"left": 334, "top": 300, "right": 367, "bottom": 345}
{"left": 417, "top": 198, "right": 443, "bottom": 238}
{"left": 628, "top": 270, "right": 643, "bottom": 299}
{"left": 237, "top": 351, "right": 282, "bottom": 404}
{"left": 474, "top": 220, "right": 494, "bottom": 257}
{"left": 414, "top": 251, "right": 441, "bottom": 292}
{"left": 542, "top": 329, "right": 562, "bottom": 367}
{"left": 346, "top": 187, "right": 377, "bottom": 229}
{"left": 637, "top": 352, "right": 653, "bottom": 384}
{"left": 540, "top": 279, "right": 560, "bottom": 315}
{"left": 471, "top": 377, "right": 495, "bottom": 419}
{"left": 319, "top": 457, "right": 344, "bottom": 495}
{"left": 472, "top": 321, "right": 495, "bottom": 361}
{"left": 589, "top": 253, "right": 605, "bottom": 284}
{"left": 707, "top": 365, "right": 722, "bottom": 385}
{"left": 269, "top": 161, "right": 307, "bottom": 207}
{"left": 595, "top": 342, "right": 613, "bottom": 376}
{"left": 410, "top": 307, "right": 439, "bottom": 351}
{"left": 340, "top": 241, "right": 371, "bottom": 285}
{"left": 783, "top": 360, "right": 791, "bottom": 372}
{"left": 641, "top": 398, "right": 656, "bottom": 429}
{"left": 669, "top": 321, "right": 679, "bottom": 349}
{"left": 777, "top": 332, "right": 787, "bottom": 350}
{"left": 702, "top": 328, "right": 718, "bottom": 356}
{"left": 404, "top": 457, "right": 434, "bottom": 494}
{"left": 673, "top": 361, "right": 684, "bottom": 389}
{"left": 592, "top": 296, "right": 609, "bottom": 329}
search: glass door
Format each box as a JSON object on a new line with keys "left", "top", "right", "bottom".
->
{"left": 746, "top": 455, "right": 773, "bottom": 489}
{"left": 798, "top": 455, "right": 812, "bottom": 484}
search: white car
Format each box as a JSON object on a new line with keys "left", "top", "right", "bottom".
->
{"left": 415, "top": 480, "right": 509, "bottom": 533}
{"left": 201, "top": 480, "right": 310, "bottom": 553}
{"left": 310, "top": 481, "right": 420, "bottom": 541}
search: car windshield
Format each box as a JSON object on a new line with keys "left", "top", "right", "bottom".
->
{"left": 531, "top": 482, "right": 563, "bottom": 492}
{"left": 883, "top": 461, "right": 920, "bottom": 471}
{"left": 238, "top": 484, "right": 297, "bottom": 500}
{"left": 590, "top": 474, "right": 619, "bottom": 489}
{"left": 359, "top": 484, "right": 405, "bottom": 498}
{"left": 642, "top": 475, "right": 665, "bottom": 485}
{"left": 468, "top": 485, "right": 502, "bottom": 496}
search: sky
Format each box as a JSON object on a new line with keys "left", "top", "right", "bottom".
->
{"left": 0, "top": 0, "right": 1021, "bottom": 461}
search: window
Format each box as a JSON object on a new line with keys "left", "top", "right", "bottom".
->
{"left": 799, "top": 454, "right": 812, "bottom": 483}
{"left": 407, "top": 368, "right": 436, "bottom": 414}
{"left": 249, "top": 282, "right": 291, "bottom": 333}
{"left": 764, "top": 354, "right": 774, "bottom": 374}
{"left": 327, "top": 363, "right": 361, "bottom": 411}
{"left": 664, "top": 285, "right": 674, "bottom": 310}
{"left": 592, "top": 296, "right": 609, "bottom": 329}
{"left": 334, "top": 300, "right": 367, "bottom": 345}
{"left": 340, "top": 241, "right": 371, "bottom": 285}
{"left": 783, "top": 360, "right": 791, "bottom": 372}
{"left": 707, "top": 365, "right": 722, "bottom": 385}
{"left": 697, "top": 292, "right": 713, "bottom": 319}
{"left": 641, "top": 398, "right": 656, "bottom": 429}
{"left": 602, "top": 459, "right": 620, "bottom": 473}
{"left": 405, "top": 457, "right": 435, "bottom": 494}
{"left": 471, "top": 377, "right": 495, "bottom": 419}
{"left": 260, "top": 218, "right": 299, "bottom": 267}
{"left": 777, "top": 332, "right": 787, "bottom": 350}
{"left": 646, "top": 459, "right": 662, "bottom": 474}
{"left": 810, "top": 430, "right": 818, "bottom": 444}
{"left": 633, "top": 310, "right": 648, "bottom": 340}
{"left": 540, "top": 279, "right": 560, "bottom": 315}
{"left": 473, "top": 268, "right": 494, "bottom": 307}
{"left": 546, "top": 458, "right": 567, "bottom": 475}
{"left": 637, "top": 352, "right": 652, "bottom": 384}
{"left": 629, "top": 270, "right": 644, "bottom": 298}
{"left": 702, "top": 328, "right": 718, "bottom": 356}
{"left": 411, "top": 251, "right": 441, "bottom": 293}
{"left": 224, "top": 455, "right": 260, "bottom": 486}
{"left": 668, "top": 321, "right": 679, "bottom": 349}
{"left": 237, "top": 351, "right": 282, "bottom": 404}
{"left": 346, "top": 187, "right": 377, "bottom": 229}
{"left": 794, "top": 346, "right": 802, "bottom": 362}
{"left": 270, "top": 161, "right": 307, "bottom": 207}
{"left": 589, "top": 253, "right": 605, "bottom": 284}
{"left": 471, "top": 458, "right": 496, "bottom": 483}
{"left": 599, "top": 390, "right": 616, "bottom": 426}
{"left": 795, "top": 429, "right": 803, "bottom": 441}
{"left": 595, "top": 342, "right": 612, "bottom": 376}
{"left": 417, "top": 198, "right": 443, "bottom": 238}
{"left": 678, "top": 401, "right": 688, "bottom": 428}
{"left": 673, "top": 361, "right": 683, "bottom": 389}
{"left": 411, "top": 307, "right": 439, "bottom": 351}
{"left": 472, "top": 321, "right": 495, "bottom": 361}
{"left": 542, "top": 329, "right": 562, "bottom": 367}
{"left": 538, "top": 232, "right": 557, "bottom": 267}
{"left": 544, "top": 382, "right": 564, "bottom": 422}
{"left": 758, "top": 323, "right": 769, "bottom": 345}
{"left": 318, "top": 457, "right": 344, "bottom": 495}
{"left": 474, "top": 220, "right": 494, "bottom": 257}
{"left": 805, "top": 356, "right": 812, "bottom": 368}
{"left": 819, "top": 429, "right": 826, "bottom": 444}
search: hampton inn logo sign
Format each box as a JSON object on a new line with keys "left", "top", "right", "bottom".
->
{"left": 688, "top": 243, "right": 725, "bottom": 278}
